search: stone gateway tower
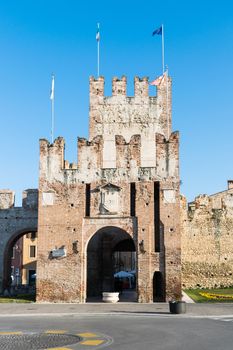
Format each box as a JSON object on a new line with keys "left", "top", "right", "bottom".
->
{"left": 37, "top": 75, "right": 181, "bottom": 303}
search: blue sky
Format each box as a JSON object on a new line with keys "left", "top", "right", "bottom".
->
{"left": 0, "top": 0, "right": 232, "bottom": 205}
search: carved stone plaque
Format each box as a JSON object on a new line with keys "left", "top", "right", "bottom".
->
{"left": 98, "top": 183, "right": 121, "bottom": 214}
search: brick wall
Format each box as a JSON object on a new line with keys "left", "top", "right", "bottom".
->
{"left": 36, "top": 75, "right": 181, "bottom": 303}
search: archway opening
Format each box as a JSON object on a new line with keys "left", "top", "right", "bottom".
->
{"left": 113, "top": 239, "right": 136, "bottom": 291}
{"left": 86, "top": 226, "right": 136, "bottom": 301}
{"left": 153, "top": 271, "right": 165, "bottom": 302}
{"left": 3, "top": 229, "right": 37, "bottom": 298}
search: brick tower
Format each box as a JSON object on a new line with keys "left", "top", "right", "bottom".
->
{"left": 36, "top": 75, "right": 181, "bottom": 302}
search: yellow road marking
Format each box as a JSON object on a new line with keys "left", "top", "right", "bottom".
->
{"left": 81, "top": 340, "right": 105, "bottom": 346}
{"left": 0, "top": 331, "right": 23, "bottom": 335}
{"left": 47, "top": 348, "right": 72, "bottom": 350}
{"left": 45, "top": 330, "right": 67, "bottom": 334}
{"left": 78, "top": 332, "right": 98, "bottom": 338}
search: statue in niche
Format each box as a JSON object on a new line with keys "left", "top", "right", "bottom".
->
{"left": 97, "top": 183, "right": 121, "bottom": 215}
{"left": 99, "top": 191, "right": 109, "bottom": 214}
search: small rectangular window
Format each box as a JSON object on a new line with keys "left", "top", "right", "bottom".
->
{"left": 85, "top": 184, "right": 91, "bottom": 217}
{"left": 130, "top": 183, "right": 136, "bottom": 216}
{"left": 154, "top": 182, "right": 160, "bottom": 252}
{"left": 29, "top": 245, "right": 36, "bottom": 258}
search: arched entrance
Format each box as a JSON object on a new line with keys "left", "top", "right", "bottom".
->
{"left": 3, "top": 228, "right": 37, "bottom": 293}
{"left": 86, "top": 226, "right": 136, "bottom": 301}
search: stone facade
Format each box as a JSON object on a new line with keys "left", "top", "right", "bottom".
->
{"left": 2, "top": 74, "right": 233, "bottom": 299}
{"left": 0, "top": 190, "right": 38, "bottom": 292}
{"left": 181, "top": 181, "right": 233, "bottom": 289}
{"left": 36, "top": 75, "right": 181, "bottom": 303}
{"left": 2, "top": 75, "right": 232, "bottom": 299}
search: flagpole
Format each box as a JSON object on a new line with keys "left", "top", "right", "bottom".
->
{"left": 162, "top": 24, "right": 165, "bottom": 74}
{"left": 166, "top": 66, "right": 169, "bottom": 140}
{"left": 97, "top": 23, "right": 100, "bottom": 77}
{"left": 50, "top": 74, "right": 55, "bottom": 144}
{"left": 51, "top": 94, "right": 54, "bottom": 143}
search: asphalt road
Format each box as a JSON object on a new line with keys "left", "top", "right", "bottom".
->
{"left": 0, "top": 313, "right": 232, "bottom": 350}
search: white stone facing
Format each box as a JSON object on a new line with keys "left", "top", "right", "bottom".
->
{"left": 163, "top": 190, "right": 176, "bottom": 203}
{"left": 42, "top": 192, "right": 54, "bottom": 206}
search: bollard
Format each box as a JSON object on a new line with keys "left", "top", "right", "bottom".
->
{"left": 169, "top": 301, "right": 186, "bottom": 314}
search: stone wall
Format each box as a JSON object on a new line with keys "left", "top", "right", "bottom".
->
{"left": 0, "top": 189, "right": 38, "bottom": 292}
{"left": 2, "top": 74, "right": 233, "bottom": 299}
{"left": 181, "top": 182, "right": 233, "bottom": 289}
{"left": 89, "top": 75, "right": 172, "bottom": 168}
{"left": 36, "top": 74, "right": 181, "bottom": 303}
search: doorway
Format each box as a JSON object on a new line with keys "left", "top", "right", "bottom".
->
{"left": 86, "top": 226, "right": 136, "bottom": 301}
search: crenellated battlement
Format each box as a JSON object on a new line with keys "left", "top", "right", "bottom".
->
{"left": 0, "top": 190, "right": 15, "bottom": 209}
{"left": 112, "top": 76, "right": 127, "bottom": 96}
{"left": 40, "top": 136, "right": 65, "bottom": 147}
{"left": 0, "top": 189, "right": 38, "bottom": 210}
{"left": 78, "top": 136, "right": 103, "bottom": 172}
{"left": 40, "top": 137, "right": 65, "bottom": 159}
{"left": 38, "top": 75, "right": 174, "bottom": 179}
{"left": 134, "top": 76, "right": 149, "bottom": 97}
{"left": 89, "top": 75, "right": 169, "bottom": 99}
{"left": 89, "top": 76, "right": 105, "bottom": 97}
{"left": 40, "top": 137, "right": 65, "bottom": 158}
{"left": 186, "top": 181, "right": 233, "bottom": 215}
{"left": 89, "top": 75, "right": 172, "bottom": 143}
{"left": 78, "top": 136, "right": 103, "bottom": 148}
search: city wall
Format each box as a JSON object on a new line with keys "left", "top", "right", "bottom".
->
{"left": 181, "top": 181, "right": 233, "bottom": 289}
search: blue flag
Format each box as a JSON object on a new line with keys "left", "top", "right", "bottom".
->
{"left": 152, "top": 26, "right": 162, "bottom": 36}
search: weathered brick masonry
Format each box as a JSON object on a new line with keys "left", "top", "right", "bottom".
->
{"left": 181, "top": 181, "right": 233, "bottom": 289}
{"left": 36, "top": 75, "right": 181, "bottom": 302}
{"left": 2, "top": 74, "right": 232, "bottom": 300}
{"left": 0, "top": 190, "right": 38, "bottom": 293}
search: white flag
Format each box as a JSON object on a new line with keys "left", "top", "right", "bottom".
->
{"left": 96, "top": 23, "right": 100, "bottom": 41}
{"left": 50, "top": 75, "right": 55, "bottom": 100}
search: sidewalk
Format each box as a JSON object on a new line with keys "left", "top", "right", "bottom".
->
{"left": 0, "top": 302, "right": 233, "bottom": 317}
{"left": 182, "top": 291, "right": 195, "bottom": 303}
